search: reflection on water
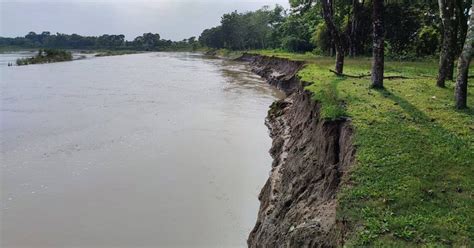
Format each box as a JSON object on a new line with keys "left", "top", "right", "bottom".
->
{"left": 0, "top": 52, "right": 282, "bottom": 247}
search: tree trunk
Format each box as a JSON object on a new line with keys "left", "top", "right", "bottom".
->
{"left": 336, "top": 46, "right": 344, "bottom": 73}
{"left": 455, "top": 0, "right": 469, "bottom": 55}
{"left": 450, "top": 0, "right": 470, "bottom": 80}
{"left": 437, "top": 0, "right": 456, "bottom": 87}
{"left": 447, "top": 4, "right": 461, "bottom": 81}
{"left": 349, "top": 0, "right": 363, "bottom": 57}
{"left": 455, "top": 4, "right": 473, "bottom": 109}
{"left": 321, "top": 0, "right": 347, "bottom": 73}
{"left": 371, "top": 0, "right": 384, "bottom": 89}
{"left": 447, "top": 52, "right": 455, "bottom": 80}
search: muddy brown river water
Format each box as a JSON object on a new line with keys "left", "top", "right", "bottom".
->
{"left": 0, "top": 52, "right": 283, "bottom": 247}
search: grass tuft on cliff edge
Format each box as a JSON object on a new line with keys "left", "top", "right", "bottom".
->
{"left": 255, "top": 50, "right": 474, "bottom": 247}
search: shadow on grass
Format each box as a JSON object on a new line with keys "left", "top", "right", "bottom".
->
{"left": 375, "top": 88, "right": 431, "bottom": 122}
{"left": 340, "top": 87, "right": 474, "bottom": 245}
{"left": 373, "top": 87, "right": 471, "bottom": 164}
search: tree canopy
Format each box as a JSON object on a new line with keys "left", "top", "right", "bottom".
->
{"left": 199, "top": 1, "right": 468, "bottom": 59}
{"left": 0, "top": 32, "right": 199, "bottom": 51}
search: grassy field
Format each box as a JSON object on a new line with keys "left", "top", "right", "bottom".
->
{"left": 255, "top": 50, "right": 473, "bottom": 246}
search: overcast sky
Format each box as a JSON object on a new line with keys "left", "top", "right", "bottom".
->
{"left": 0, "top": 0, "right": 289, "bottom": 41}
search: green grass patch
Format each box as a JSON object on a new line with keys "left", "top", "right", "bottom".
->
{"left": 255, "top": 50, "right": 474, "bottom": 246}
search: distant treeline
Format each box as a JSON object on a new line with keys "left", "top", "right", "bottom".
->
{"left": 0, "top": 32, "right": 199, "bottom": 51}
{"left": 198, "top": 3, "right": 468, "bottom": 58}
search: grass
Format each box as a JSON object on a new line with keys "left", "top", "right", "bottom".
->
{"left": 204, "top": 48, "right": 247, "bottom": 59}
{"left": 254, "top": 50, "right": 474, "bottom": 246}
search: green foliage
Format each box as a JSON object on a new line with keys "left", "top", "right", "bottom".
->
{"left": 255, "top": 51, "right": 474, "bottom": 247}
{"left": 277, "top": 10, "right": 317, "bottom": 52}
{"left": 199, "top": 1, "right": 456, "bottom": 58}
{"left": 300, "top": 68, "right": 347, "bottom": 120}
{"left": 16, "top": 49, "right": 72, "bottom": 65}
{"left": 199, "top": 27, "right": 225, "bottom": 49}
{"left": 199, "top": 5, "right": 285, "bottom": 50}
{"left": 415, "top": 26, "right": 440, "bottom": 56}
{"left": 221, "top": 11, "right": 247, "bottom": 50}
{"left": 384, "top": 4, "right": 422, "bottom": 56}
{"left": 311, "top": 22, "right": 331, "bottom": 55}
{"left": 1, "top": 32, "right": 199, "bottom": 51}
{"left": 2, "top": 2, "right": 462, "bottom": 58}
{"left": 281, "top": 36, "right": 313, "bottom": 53}
{"left": 132, "top": 33, "right": 160, "bottom": 50}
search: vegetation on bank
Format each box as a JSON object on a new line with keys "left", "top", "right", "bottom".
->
{"left": 200, "top": 1, "right": 472, "bottom": 109}
{"left": 204, "top": 49, "right": 246, "bottom": 59}
{"left": 2, "top": 0, "right": 471, "bottom": 245}
{"left": 199, "top": 2, "right": 467, "bottom": 59}
{"left": 254, "top": 51, "right": 473, "bottom": 247}
{"left": 16, "top": 49, "right": 72, "bottom": 65}
{"left": 0, "top": 32, "right": 199, "bottom": 52}
{"left": 94, "top": 50, "right": 142, "bottom": 57}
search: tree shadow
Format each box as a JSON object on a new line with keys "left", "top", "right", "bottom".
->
{"left": 375, "top": 88, "right": 431, "bottom": 122}
{"left": 375, "top": 87, "right": 473, "bottom": 120}
{"left": 372, "top": 88, "right": 472, "bottom": 152}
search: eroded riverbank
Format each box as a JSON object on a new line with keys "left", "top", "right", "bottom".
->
{"left": 240, "top": 54, "right": 355, "bottom": 247}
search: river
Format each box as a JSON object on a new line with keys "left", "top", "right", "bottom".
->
{"left": 0, "top": 52, "right": 283, "bottom": 247}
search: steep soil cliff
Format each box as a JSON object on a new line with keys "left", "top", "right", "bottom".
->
{"left": 239, "top": 54, "right": 355, "bottom": 247}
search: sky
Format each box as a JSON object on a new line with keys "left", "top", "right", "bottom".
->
{"left": 0, "top": 0, "right": 290, "bottom": 41}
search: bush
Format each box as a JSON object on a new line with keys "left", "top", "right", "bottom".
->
{"left": 281, "top": 36, "right": 314, "bottom": 53}
{"left": 16, "top": 49, "right": 72, "bottom": 66}
{"left": 311, "top": 22, "right": 332, "bottom": 55}
{"left": 414, "top": 26, "right": 440, "bottom": 56}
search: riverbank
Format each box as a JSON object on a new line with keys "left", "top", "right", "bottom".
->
{"left": 94, "top": 50, "right": 144, "bottom": 57}
{"left": 240, "top": 52, "right": 473, "bottom": 246}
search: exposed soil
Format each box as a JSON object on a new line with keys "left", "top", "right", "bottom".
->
{"left": 238, "top": 53, "right": 355, "bottom": 247}
{"left": 237, "top": 54, "right": 304, "bottom": 95}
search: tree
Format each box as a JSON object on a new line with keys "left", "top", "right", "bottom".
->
{"left": 348, "top": 0, "right": 365, "bottom": 56}
{"left": 221, "top": 11, "right": 246, "bottom": 49}
{"left": 437, "top": 0, "right": 456, "bottom": 87}
{"left": 199, "top": 27, "right": 224, "bottom": 48}
{"left": 320, "top": 0, "right": 347, "bottom": 73}
{"left": 447, "top": 0, "right": 471, "bottom": 80}
{"left": 454, "top": 4, "right": 473, "bottom": 109}
{"left": 384, "top": 4, "right": 422, "bottom": 56}
{"left": 279, "top": 12, "right": 316, "bottom": 52}
{"left": 133, "top": 33, "right": 161, "bottom": 50}
{"left": 371, "top": 0, "right": 384, "bottom": 89}
{"left": 198, "top": 6, "right": 285, "bottom": 50}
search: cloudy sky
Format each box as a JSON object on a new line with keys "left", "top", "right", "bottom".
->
{"left": 0, "top": 0, "right": 289, "bottom": 41}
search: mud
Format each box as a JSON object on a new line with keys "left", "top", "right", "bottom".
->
{"left": 240, "top": 54, "right": 355, "bottom": 248}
